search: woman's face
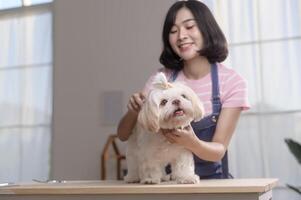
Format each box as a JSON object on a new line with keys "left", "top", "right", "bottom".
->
{"left": 168, "top": 7, "right": 203, "bottom": 61}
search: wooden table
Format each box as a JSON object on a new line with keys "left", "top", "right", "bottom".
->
{"left": 0, "top": 178, "right": 278, "bottom": 200}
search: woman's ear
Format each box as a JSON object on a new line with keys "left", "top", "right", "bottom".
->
{"left": 137, "top": 92, "right": 160, "bottom": 133}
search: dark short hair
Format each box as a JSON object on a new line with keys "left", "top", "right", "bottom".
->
{"left": 159, "top": 0, "right": 228, "bottom": 70}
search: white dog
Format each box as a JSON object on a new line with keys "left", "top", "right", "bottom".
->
{"left": 124, "top": 72, "right": 204, "bottom": 184}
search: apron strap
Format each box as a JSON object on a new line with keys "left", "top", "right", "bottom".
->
{"left": 169, "top": 70, "right": 179, "bottom": 82}
{"left": 211, "top": 63, "right": 230, "bottom": 178}
{"left": 210, "top": 63, "right": 222, "bottom": 115}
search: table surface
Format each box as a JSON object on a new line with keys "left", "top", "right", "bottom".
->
{"left": 0, "top": 178, "right": 278, "bottom": 195}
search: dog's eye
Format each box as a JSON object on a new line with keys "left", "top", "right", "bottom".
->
{"left": 160, "top": 99, "right": 168, "bottom": 106}
{"left": 181, "top": 94, "right": 187, "bottom": 99}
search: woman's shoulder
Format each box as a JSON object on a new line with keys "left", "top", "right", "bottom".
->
{"left": 146, "top": 67, "right": 173, "bottom": 82}
{"left": 217, "top": 63, "right": 238, "bottom": 75}
{"left": 153, "top": 67, "right": 179, "bottom": 82}
{"left": 158, "top": 67, "right": 174, "bottom": 77}
{"left": 217, "top": 63, "right": 250, "bottom": 110}
{"left": 217, "top": 63, "right": 246, "bottom": 83}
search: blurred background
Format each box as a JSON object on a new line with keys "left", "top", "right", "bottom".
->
{"left": 0, "top": 0, "right": 300, "bottom": 199}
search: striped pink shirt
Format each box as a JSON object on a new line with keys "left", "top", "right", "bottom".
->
{"left": 143, "top": 63, "right": 250, "bottom": 116}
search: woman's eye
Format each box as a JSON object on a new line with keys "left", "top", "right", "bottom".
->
{"left": 160, "top": 99, "right": 168, "bottom": 106}
{"left": 170, "top": 29, "right": 177, "bottom": 34}
{"left": 186, "top": 25, "right": 194, "bottom": 30}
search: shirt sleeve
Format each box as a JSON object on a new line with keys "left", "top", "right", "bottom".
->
{"left": 221, "top": 72, "right": 250, "bottom": 111}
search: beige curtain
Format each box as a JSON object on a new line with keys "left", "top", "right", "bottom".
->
{"left": 201, "top": 0, "right": 301, "bottom": 199}
{"left": 0, "top": 6, "right": 52, "bottom": 182}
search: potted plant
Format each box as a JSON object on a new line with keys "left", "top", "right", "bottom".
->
{"left": 284, "top": 138, "right": 301, "bottom": 195}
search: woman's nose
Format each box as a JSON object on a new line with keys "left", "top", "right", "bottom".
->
{"left": 178, "top": 27, "right": 188, "bottom": 41}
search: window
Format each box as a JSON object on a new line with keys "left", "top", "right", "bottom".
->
{"left": 0, "top": 0, "right": 52, "bottom": 182}
{"left": 202, "top": 0, "right": 301, "bottom": 199}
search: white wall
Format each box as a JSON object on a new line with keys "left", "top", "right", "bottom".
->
{"left": 52, "top": 0, "right": 175, "bottom": 180}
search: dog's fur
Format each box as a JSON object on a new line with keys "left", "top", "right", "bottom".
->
{"left": 124, "top": 73, "right": 204, "bottom": 184}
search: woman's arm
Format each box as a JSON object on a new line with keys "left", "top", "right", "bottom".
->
{"left": 117, "top": 111, "right": 138, "bottom": 141}
{"left": 162, "top": 107, "right": 242, "bottom": 162}
{"left": 117, "top": 92, "right": 145, "bottom": 141}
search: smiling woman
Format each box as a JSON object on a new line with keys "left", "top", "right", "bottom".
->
{"left": 117, "top": 0, "right": 249, "bottom": 180}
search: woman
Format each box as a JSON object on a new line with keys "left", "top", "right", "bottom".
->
{"left": 117, "top": 0, "right": 250, "bottom": 179}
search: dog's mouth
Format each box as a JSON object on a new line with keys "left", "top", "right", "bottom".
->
{"left": 173, "top": 108, "right": 185, "bottom": 117}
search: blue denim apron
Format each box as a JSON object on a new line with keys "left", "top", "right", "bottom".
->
{"left": 169, "top": 63, "right": 230, "bottom": 179}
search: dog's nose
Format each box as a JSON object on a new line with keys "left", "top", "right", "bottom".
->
{"left": 172, "top": 99, "right": 180, "bottom": 105}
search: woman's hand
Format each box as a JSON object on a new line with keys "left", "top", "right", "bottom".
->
{"left": 161, "top": 125, "right": 198, "bottom": 149}
{"left": 127, "top": 92, "right": 145, "bottom": 115}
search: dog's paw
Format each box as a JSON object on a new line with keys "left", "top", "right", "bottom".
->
{"left": 124, "top": 175, "right": 140, "bottom": 183}
{"left": 175, "top": 175, "right": 200, "bottom": 184}
{"left": 140, "top": 178, "right": 161, "bottom": 184}
{"left": 161, "top": 174, "right": 171, "bottom": 182}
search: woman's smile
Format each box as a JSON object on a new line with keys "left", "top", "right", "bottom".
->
{"left": 178, "top": 43, "right": 193, "bottom": 52}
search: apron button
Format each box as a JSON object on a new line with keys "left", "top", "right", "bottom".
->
{"left": 212, "top": 116, "right": 217, "bottom": 122}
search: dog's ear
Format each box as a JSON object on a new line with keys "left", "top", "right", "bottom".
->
{"left": 137, "top": 91, "right": 160, "bottom": 133}
{"left": 183, "top": 85, "right": 205, "bottom": 122}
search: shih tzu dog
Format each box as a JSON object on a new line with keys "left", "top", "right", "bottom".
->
{"left": 124, "top": 72, "right": 204, "bottom": 184}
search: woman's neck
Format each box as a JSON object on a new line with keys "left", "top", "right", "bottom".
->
{"left": 183, "top": 57, "right": 211, "bottom": 80}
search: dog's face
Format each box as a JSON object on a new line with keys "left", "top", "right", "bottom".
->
{"left": 138, "top": 73, "right": 204, "bottom": 132}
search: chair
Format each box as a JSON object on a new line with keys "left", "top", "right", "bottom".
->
{"left": 101, "top": 134, "right": 125, "bottom": 180}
